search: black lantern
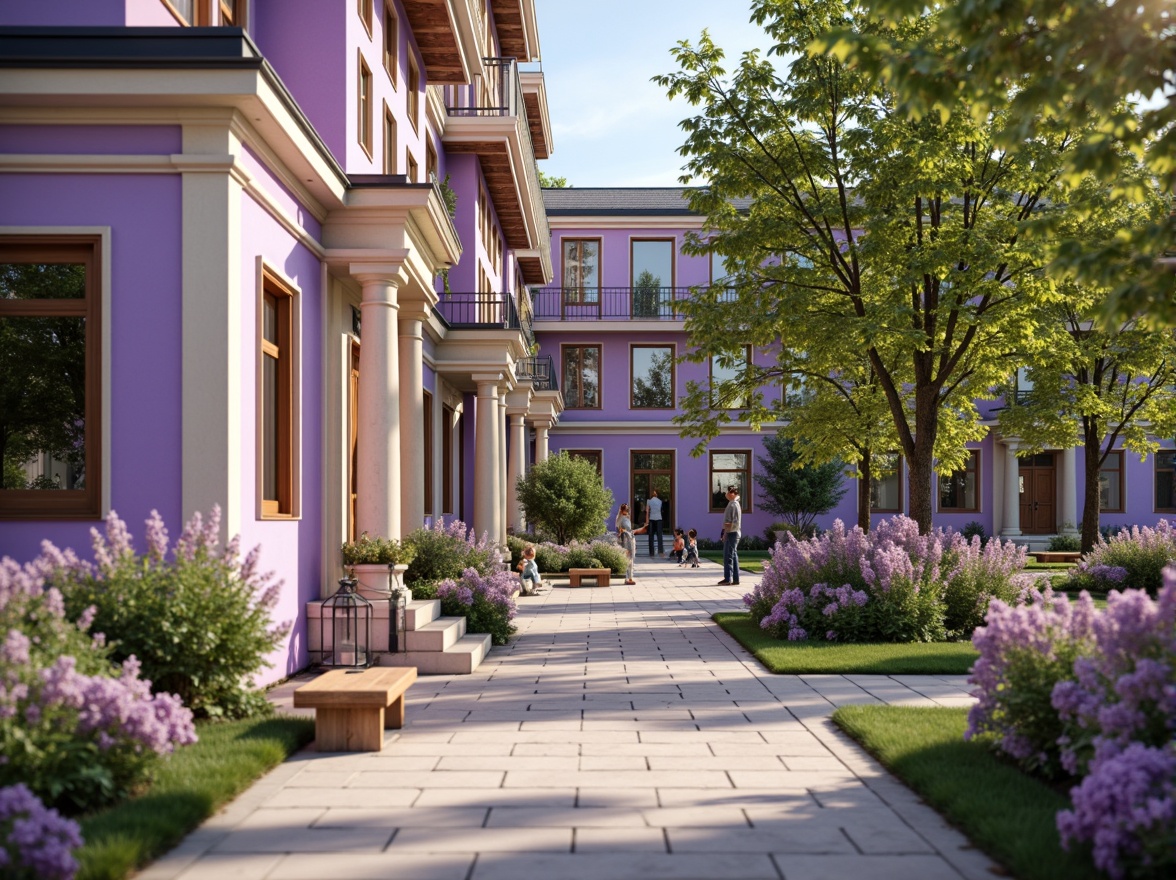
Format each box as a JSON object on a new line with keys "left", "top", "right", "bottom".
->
{"left": 318, "top": 577, "right": 373, "bottom": 668}
{"left": 388, "top": 561, "right": 408, "bottom": 653}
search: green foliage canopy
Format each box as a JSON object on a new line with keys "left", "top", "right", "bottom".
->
{"left": 516, "top": 452, "right": 614, "bottom": 544}
{"left": 755, "top": 433, "right": 849, "bottom": 533}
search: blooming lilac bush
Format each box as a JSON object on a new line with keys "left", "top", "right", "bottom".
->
{"left": 1, "top": 553, "right": 197, "bottom": 814}
{"left": 1066, "top": 519, "right": 1176, "bottom": 596}
{"left": 50, "top": 507, "right": 289, "bottom": 719}
{"left": 0, "top": 784, "right": 83, "bottom": 880}
{"left": 507, "top": 534, "right": 627, "bottom": 576}
{"left": 436, "top": 567, "right": 518, "bottom": 645}
{"left": 746, "top": 516, "right": 1027, "bottom": 643}
{"left": 403, "top": 518, "right": 505, "bottom": 587}
{"left": 965, "top": 586, "right": 1097, "bottom": 777}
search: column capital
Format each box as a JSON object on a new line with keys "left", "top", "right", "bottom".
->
{"left": 472, "top": 373, "right": 505, "bottom": 394}
{"left": 397, "top": 303, "right": 433, "bottom": 326}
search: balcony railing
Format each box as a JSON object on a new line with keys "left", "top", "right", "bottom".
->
{"left": 532, "top": 287, "right": 695, "bottom": 321}
{"left": 433, "top": 292, "right": 533, "bottom": 350}
{"left": 516, "top": 355, "right": 558, "bottom": 393}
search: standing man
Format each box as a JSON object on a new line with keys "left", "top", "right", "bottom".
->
{"left": 645, "top": 488, "right": 664, "bottom": 557}
{"left": 718, "top": 485, "right": 741, "bottom": 586}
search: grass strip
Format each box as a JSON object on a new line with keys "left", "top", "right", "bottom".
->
{"left": 700, "top": 551, "right": 768, "bottom": 573}
{"left": 832, "top": 706, "right": 1097, "bottom": 880}
{"left": 714, "top": 612, "right": 978, "bottom": 674}
{"left": 77, "top": 715, "right": 314, "bottom": 880}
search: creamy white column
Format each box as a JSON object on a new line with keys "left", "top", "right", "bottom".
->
{"left": 398, "top": 306, "right": 428, "bottom": 531}
{"left": 507, "top": 412, "right": 527, "bottom": 532}
{"left": 354, "top": 270, "right": 403, "bottom": 540}
{"left": 1061, "top": 446, "right": 1079, "bottom": 534}
{"left": 473, "top": 376, "right": 502, "bottom": 540}
{"left": 1001, "top": 441, "right": 1022, "bottom": 537}
{"left": 535, "top": 423, "right": 550, "bottom": 462}
{"left": 497, "top": 391, "right": 508, "bottom": 541}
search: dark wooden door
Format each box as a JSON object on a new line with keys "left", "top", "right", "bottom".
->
{"left": 1018, "top": 452, "right": 1056, "bottom": 533}
{"left": 631, "top": 451, "right": 673, "bottom": 531}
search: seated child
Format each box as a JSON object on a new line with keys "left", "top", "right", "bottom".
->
{"left": 682, "top": 529, "right": 700, "bottom": 568}
{"left": 669, "top": 528, "right": 686, "bottom": 563}
{"left": 517, "top": 544, "right": 543, "bottom": 595}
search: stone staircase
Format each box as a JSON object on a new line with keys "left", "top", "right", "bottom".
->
{"left": 306, "top": 597, "right": 491, "bottom": 675}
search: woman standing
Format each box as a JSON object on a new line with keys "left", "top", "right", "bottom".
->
{"left": 614, "top": 503, "right": 646, "bottom": 585}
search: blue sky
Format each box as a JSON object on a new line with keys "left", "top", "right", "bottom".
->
{"left": 531, "top": 0, "right": 772, "bottom": 187}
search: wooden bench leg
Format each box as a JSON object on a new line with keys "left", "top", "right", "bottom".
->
{"left": 314, "top": 706, "right": 385, "bottom": 752}
{"left": 386, "top": 694, "right": 405, "bottom": 729}
{"left": 598, "top": 573, "right": 610, "bottom": 587}
{"left": 568, "top": 573, "right": 581, "bottom": 587}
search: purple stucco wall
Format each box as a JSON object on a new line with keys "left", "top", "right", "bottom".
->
{"left": 239, "top": 143, "right": 323, "bottom": 240}
{"left": 0, "top": 125, "right": 182, "bottom": 155}
{"left": 0, "top": 172, "right": 183, "bottom": 561}
{"left": 0, "top": 0, "right": 127, "bottom": 26}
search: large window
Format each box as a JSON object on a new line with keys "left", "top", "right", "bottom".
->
{"left": 870, "top": 453, "right": 902, "bottom": 513}
{"left": 384, "top": 3, "right": 398, "bottom": 83}
{"left": 566, "top": 449, "right": 603, "bottom": 476}
{"left": 631, "top": 344, "right": 675, "bottom": 409}
{"left": 631, "top": 238, "right": 674, "bottom": 318}
{"left": 383, "top": 104, "right": 397, "bottom": 174}
{"left": 710, "top": 451, "right": 751, "bottom": 512}
{"left": 358, "top": 0, "right": 373, "bottom": 36}
{"left": 162, "top": 0, "right": 245, "bottom": 25}
{"left": 259, "top": 268, "right": 296, "bottom": 517}
{"left": 0, "top": 236, "right": 102, "bottom": 519}
{"left": 1157, "top": 451, "right": 1175, "bottom": 513}
{"left": 562, "top": 239, "right": 600, "bottom": 304}
{"left": 710, "top": 347, "right": 750, "bottom": 410}
{"left": 562, "top": 344, "right": 601, "bottom": 409}
{"left": 1099, "top": 450, "right": 1124, "bottom": 512}
{"left": 407, "top": 53, "right": 420, "bottom": 133}
{"left": 358, "top": 54, "right": 373, "bottom": 157}
{"left": 939, "top": 450, "right": 979, "bottom": 512}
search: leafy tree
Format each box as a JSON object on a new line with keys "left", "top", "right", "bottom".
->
{"left": 755, "top": 433, "right": 848, "bottom": 534}
{"left": 516, "top": 452, "right": 614, "bottom": 544}
{"left": 632, "top": 347, "right": 675, "bottom": 408}
{"left": 539, "top": 171, "right": 570, "bottom": 188}
{"left": 818, "top": 0, "right": 1176, "bottom": 324}
{"left": 656, "top": 0, "right": 1085, "bottom": 532}
{"left": 632, "top": 268, "right": 663, "bottom": 318}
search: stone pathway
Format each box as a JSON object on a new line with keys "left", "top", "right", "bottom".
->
{"left": 141, "top": 554, "right": 994, "bottom": 880}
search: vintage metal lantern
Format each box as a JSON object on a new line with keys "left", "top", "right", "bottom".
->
{"left": 318, "top": 576, "right": 373, "bottom": 668}
{"left": 389, "top": 578, "right": 408, "bottom": 653}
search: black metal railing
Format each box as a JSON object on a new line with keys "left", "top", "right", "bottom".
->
{"left": 516, "top": 355, "right": 558, "bottom": 393}
{"left": 444, "top": 57, "right": 520, "bottom": 117}
{"left": 531, "top": 286, "right": 694, "bottom": 321}
{"left": 434, "top": 292, "right": 523, "bottom": 333}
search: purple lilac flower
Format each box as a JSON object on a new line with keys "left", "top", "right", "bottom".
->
{"left": 0, "top": 784, "right": 83, "bottom": 880}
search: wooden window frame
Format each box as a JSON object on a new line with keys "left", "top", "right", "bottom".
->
{"left": 358, "top": 0, "right": 373, "bottom": 37}
{"left": 218, "top": 0, "right": 243, "bottom": 26}
{"left": 258, "top": 265, "right": 298, "bottom": 519}
{"left": 406, "top": 150, "right": 419, "bottom": 183}
{"left": 163, "top": 0, "right": 244, "bottom": 26}
{"left": 561, "top": 238, "right": 602, "bottom": 304}
{"left": 708, "top": 450, "right": 752, "bottom": 513}
{"left": 442, "top": 403, "right": 455, "bottom": 514}
{"left": 423, "top": 390, "right": 434, "bottom": 516}
{"left": 0, "top": 235, "right": 103, "bottom": 520}
{"left": 630, "top": 237, "right": 676, "bottom": 287}
{"left": 561, "top": 343, "right": 602, "bottom": 410}
{"left": 426, "top": 137, "right": 438, "bottom": 183}
{"left": 870, "top": 453, "right": 903, "bottom": 513}
{"left": 630, "top": 343, "right": 676, "bottom": 410}
{"left": 383, "top": 103, "right": 397, "bottom": 175}
{"left": 358, "top": 53, "right": 373, "bottom": 158}
{"left": 709, "top": 346, "right": 751, "bottom": 410}
{"left": 565, "top": 449, "right": 603, "bottom": 477}
{"left": 384, "top": 3, "right": 399, "bottom": 85}
{"left": 1099, "top": 450, "right": 1125, "bottom": 513}
{"left": 1156, "top": 450, "right": 1176, "bottom": 513}
{"left": 407, "top": 52, "right": 421, "bottom": 133}
{"left": 938, "top": 450, "right": 980, "bottom": 513}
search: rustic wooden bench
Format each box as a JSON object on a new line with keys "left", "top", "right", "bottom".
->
{"left": 1030, "top": 551, "right": 1082, "bottom": 563}
{"left": 567, "top": 567, "right": 611, "bottom": 587}
{"left": 292, "top": 666, "right": 417, "bottom": 752}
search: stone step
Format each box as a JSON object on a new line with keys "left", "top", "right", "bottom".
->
{"left": 377, "top": 633, "right": 492, "bottom": 675}
{"left": 405, "top": 599, "right": 441, "bottom": 629}
{"left": 405, "top": 615, "right": 467, "bottom": 652}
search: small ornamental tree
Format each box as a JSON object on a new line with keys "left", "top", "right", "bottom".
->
{"left": 516, "top": 452, "right": 614, "bottom": 544}
{"left": 755, "top": 434, "right": 848, "bottom": 535}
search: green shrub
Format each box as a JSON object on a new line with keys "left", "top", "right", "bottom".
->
{"left": 533, "top": 543, "right": 568, "bottom": 573}
{"left": 340, "top": 533, "right": 415, "bottom": 567}
{"left": 402, "top": 519, "right": 502, "bottom": 587}
{"left": 1065, "top": 520, "right": 1176, "bottom": 597}
{"left": 505, "top": 534, "right": 528, "bottom": 570}
{"left": 55, "top": 507, "right": 288, "bottom": 720}
{"left": 940, "top": 537, "right": 1032, "bottom": 637}
{"left": 586, "top": 540, "right": 628, "bottom": 575}
{"left": 961, "top": 521, "right": 987, "bottom": 545}
{"left": 1047, "top": 534, "right": 1082, "bottom": 552}
{"left": 516, "top": 453, "right": 614, "bottom": 544}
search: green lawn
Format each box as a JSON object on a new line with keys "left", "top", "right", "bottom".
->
{"left": 833, "top": 706, "right": 1097, "bottom": 880}
{"left": 700, "top": 550, "right": 769, "bottom": 574}
{"left": 714, "top": 612, "right": 978, "bottom": 674}
{"left": 77, "top": 715, "right": 314, "bottom": 880}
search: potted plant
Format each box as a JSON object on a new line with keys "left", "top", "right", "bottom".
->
{"left": 340, "top": 533, "right": 417, "bottom": 600}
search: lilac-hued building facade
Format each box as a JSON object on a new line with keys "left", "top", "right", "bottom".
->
{"left": 0, "top": 3, "right": 1172, "bottom": 684}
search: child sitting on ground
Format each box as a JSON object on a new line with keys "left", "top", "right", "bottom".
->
{"left": 517, "top": 544, "right": 543, "bottom": 595}
{"left": 681, "top": 529, "right": 700, "bottom": 568}
{"left": 669, "top": 528, "right": 686, "bottom": 563}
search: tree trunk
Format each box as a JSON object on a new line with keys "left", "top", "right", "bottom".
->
{"left": 907, "top": 394, "right": 941, "bottom": 534}
{"left": 857, "top": 450, "right": 872, "bottom": 532}
{"left": 1080, "top": 427, "right": 1103, "bottom": 554}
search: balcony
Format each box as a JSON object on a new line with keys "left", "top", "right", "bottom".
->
{"left": 433, "top": 291, "right": 534, "bottom": 350}
{"left": 532, "top": 287, "right": 695, "bottom": 321}
{"left": 516, "top": 355, "right": 558, "bottom": 393}
{"left": 442, "top": 57, "right": 551, "bottom": 284}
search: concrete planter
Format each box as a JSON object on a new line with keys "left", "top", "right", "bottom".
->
{"left": 350, "top": 563, "right": 411, "bottom": 602}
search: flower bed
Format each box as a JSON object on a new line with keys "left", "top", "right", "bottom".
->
{"left": 745, "top": 516, "right": 1029, "bottom": 643}
{"left": 1064, "top": 519, "right": 1176, "bottom": 597}
{"left": 506, "top": 534, "right": 628, "bottom": 577}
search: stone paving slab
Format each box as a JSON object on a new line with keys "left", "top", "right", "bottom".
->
{"left": 144, "top": 554, "right": 990, "bottom": 880}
